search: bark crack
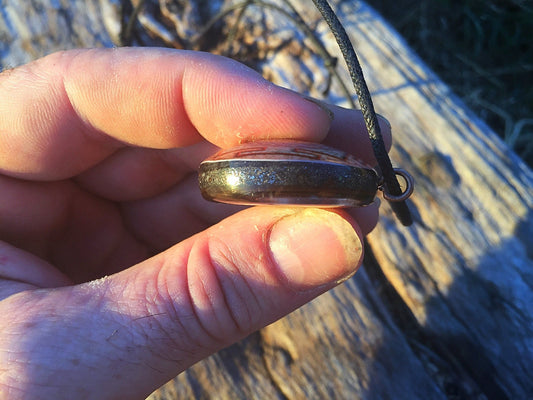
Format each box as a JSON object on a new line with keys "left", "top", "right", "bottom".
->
{"left": 363, "top": 240, "right": 495, "bottom": 400}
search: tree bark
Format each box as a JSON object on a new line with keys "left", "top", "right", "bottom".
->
{"left": 2, "top": 1, "right": 531, "bottom": 399}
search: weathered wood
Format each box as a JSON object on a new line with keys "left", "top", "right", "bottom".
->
{"left": 2, "top": 1, "right": 531, "bottom": 399}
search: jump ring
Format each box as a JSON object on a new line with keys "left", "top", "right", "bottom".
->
{"left": 382, "top": 168, "right": 414, "bottom": 202}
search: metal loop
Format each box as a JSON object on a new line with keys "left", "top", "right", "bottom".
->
{"left": 381, "top": 168, "right": 415, "bottom": 202}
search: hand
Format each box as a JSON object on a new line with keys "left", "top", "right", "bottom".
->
{"left": 0, "top": 48, "right": 390, "bottom": 399}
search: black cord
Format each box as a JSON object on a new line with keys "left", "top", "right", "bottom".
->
{"left": 311, "top": 0, "right": 413, "bottom": 226}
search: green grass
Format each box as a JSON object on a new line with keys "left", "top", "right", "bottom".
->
{"left": 369, "top": 0, "right": 533, "bottom": 167}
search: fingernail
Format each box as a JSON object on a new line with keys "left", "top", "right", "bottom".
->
{"left": 303, "top": 97, "right": 334, "bottom": 121}
{"left": 268, "top": 209, "right": 362, "bottom": 292}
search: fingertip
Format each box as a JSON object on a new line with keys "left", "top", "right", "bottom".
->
{"left": 268, "top": 208, "right": 363, "bottom": 292}
{"left": 348, "top": 201, "right": 381, "bottom": 236}
{"left": 376, "top": 113, "right": 392, "bottom": 152}
{"left": 182, "top": 55, "right": 332, "bottom": 147}
{"left": 323, "top": 105, "right": 393, "bottom": 166}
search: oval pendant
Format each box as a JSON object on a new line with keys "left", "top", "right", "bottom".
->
{"left": 198, "top": 140, "right": 379, "bottom": 207}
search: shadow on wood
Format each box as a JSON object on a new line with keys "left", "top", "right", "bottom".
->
{"left": 1, "top": 0, "right": 531, "bottom": 399}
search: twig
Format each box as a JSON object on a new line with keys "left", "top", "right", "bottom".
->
{"left": 193, "top": 0, "right": 355, "bottom": 107}
{"left": 122, "top": 0, "right": 147, "bottom": 46}
{"left": 224, "top": 0, "right": 254, "bottom": 55}
{"left": 507, "top": 118, "right": 533, "bottom": 149}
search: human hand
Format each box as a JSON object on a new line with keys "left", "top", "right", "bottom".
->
{"left": 0, "top": 48, "right": 390, "bottom": 399}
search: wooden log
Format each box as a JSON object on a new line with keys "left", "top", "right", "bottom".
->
{"left": 2, "top": 1, "right": 531, "bottom": 399}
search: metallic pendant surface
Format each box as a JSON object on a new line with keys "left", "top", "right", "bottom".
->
{"left": 198, "top": 140, "right": 379, "bottom": 207}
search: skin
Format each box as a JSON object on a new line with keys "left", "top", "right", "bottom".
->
{"left": 0, "top": 48, "right": 391, "bottom": 399}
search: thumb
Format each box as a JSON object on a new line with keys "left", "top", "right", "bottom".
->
{"left": 2, "top": 207, "right": 363, "bottom": 399}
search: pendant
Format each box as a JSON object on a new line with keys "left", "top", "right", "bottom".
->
{"left": 198, "top": 140, "right": 380, "bottom": 207}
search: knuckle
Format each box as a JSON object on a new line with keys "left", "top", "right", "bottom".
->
{"left": 142, "top": 233, "right": 267, "bottom": 354}
{"left": 186, "top": 235, "right": 263, "bottom": 342}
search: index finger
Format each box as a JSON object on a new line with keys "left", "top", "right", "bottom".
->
{"left": 0, "top": 48, "right": 331, "bottom": 180}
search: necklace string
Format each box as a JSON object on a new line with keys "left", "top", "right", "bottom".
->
{"left": 312, "top": 0, "right": 414, "bottom": 226}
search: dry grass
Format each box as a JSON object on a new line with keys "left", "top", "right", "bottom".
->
{"left": 369, "top": 0, "right": 533, "bottom": 167}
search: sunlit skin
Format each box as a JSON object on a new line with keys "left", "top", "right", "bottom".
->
{"left": 0, "top": 48, "right": 391, "bottom": 399}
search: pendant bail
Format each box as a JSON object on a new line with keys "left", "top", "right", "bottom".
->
{"left": 380, "top": 168, "right": 415, "bottom": 202}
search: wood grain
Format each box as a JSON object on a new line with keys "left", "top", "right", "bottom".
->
{"left": 2, "top": 1, "right": 531, "bottom": 399}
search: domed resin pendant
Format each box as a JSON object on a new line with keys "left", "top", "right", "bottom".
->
{"left": 198, "top": 140, "right": 380, "bottom": 207}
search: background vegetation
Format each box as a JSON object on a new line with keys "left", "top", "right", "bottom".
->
{"left": 369, "top": 0, "right": 533, "bottom": 167}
